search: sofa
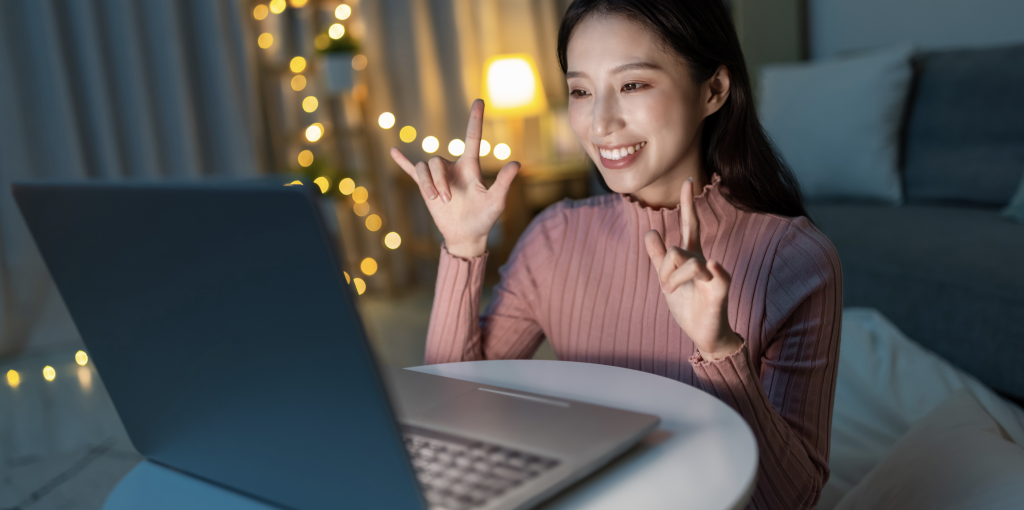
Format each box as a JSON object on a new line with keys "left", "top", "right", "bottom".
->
{"left": 805, "top": 42, "right": 1024, "bottom": 406}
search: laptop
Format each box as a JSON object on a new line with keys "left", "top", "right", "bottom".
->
{"left": 13, "top": 182, "right": 659, "bottom": 510}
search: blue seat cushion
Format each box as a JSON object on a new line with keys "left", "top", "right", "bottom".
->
{"left": 807, "top": 202, "right": 1024, "bottom": 402}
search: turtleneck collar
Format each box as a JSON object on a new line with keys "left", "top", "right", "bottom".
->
{"left": 615, "top": 174, "right": 724, "bottom": 256}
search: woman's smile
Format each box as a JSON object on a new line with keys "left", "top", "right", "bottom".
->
{"left": 598, "top": 141, "right": 647, "bottom": 168}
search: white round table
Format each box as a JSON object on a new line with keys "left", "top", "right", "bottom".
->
{"left": 104, "top": 360, "right": 758, "bottom": 510}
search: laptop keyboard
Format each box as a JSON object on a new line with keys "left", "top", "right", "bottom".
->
{"left": 403, "top": 427, "right": 560, "bottom": 510}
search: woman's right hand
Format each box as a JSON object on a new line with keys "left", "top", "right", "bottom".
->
{"left": 389, "top": 99, "right": 520, "bottom": 259}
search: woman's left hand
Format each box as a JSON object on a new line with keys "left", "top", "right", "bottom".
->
{"left": 644, "top": 178, "right": 743, "bottom": 361}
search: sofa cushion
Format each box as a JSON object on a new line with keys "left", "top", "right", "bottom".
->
{"left": 807, "top": 202, "right": 1024, "bottom": 401}
{"left": 760, "top": 45, "right": 912, "bottom": 203}
{"left": 904, "top": 43, "right": 1024, "bottom": 205}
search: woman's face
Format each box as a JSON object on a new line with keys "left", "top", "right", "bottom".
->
{"left": 565, "top": 14, "right": 715, "bottom": 204}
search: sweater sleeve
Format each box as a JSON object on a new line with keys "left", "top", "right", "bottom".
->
{"left": 424, "top": 203, "right": 567, "bottom": 364}
{"left": 688, "top": 220, "right": 842, "bottom": 510}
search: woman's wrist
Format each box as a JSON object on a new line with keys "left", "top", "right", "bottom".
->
{"left": 445, "top": 237, "right": 488, "bottom": 259}
{"left": 697, "top": 330, "right": 744, "bottom": 362}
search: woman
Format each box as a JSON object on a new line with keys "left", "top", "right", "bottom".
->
{"left": 389, "top": 1, "right": 841, "bottom": 508}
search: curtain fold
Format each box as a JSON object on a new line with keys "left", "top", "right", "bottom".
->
{"left": 0, "top": 0, "right": 265, "bottom": 356}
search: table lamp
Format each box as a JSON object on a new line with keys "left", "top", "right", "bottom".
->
{"left": 483, "top": 53, "right": 549, "bottom": 118}
{"left": 482, "top": 54, "right": 548, "bottom": 163}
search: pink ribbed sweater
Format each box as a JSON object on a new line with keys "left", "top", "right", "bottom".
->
{"left": 425, "top": 175, "right": 842, "bottom": 510}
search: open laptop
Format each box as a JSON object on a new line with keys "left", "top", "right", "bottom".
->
{"left": 13, "top": 182, "right": 659, "bottom": 510}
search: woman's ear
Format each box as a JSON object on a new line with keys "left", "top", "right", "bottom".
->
{"left": 701, "top": 65, "right": 731, "bottom": 119}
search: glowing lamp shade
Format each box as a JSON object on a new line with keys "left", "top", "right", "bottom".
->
{"left": 483, "top": 54, "right": 548, "bottom": 117}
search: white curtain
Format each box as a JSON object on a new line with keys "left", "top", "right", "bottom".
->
{"left": 362, "top": 0, "right": 570, "bottom": 149}
{"left": 0, "top": 0, "right": 265, "bottom": 356}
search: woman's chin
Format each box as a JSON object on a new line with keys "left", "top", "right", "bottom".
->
{"left": 599, "top": 173, "right": 647, "bottom": 195}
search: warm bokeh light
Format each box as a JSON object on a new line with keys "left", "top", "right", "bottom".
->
{"left": 269, "top": 0, "right": 286, "bottom": 14}
{"left": 290, "top": 56, "right": 306, "bottom": 73}
{"left": 314, "top": 34, "right": 330, "bottom": 51}
{"left": 77, "top": 366, "right": 93, "bottom": 392}
{"left": 75, "top": 350, "right": 89, "bottom": 366}
{"left": 365, "top": 214, "right": 382, "bottom": 231}
{"left": 43, "top": 366, "right": 56, "bottom": 382}
{"left": 352, "top": 83, "right": 367, "bottom": 102}
{"left": 422, "top": 136, "right": 439, "bottom": 153}
{"left": 448, "top": 139, "right": 465, "bottom": 157}
{"left": 338, "top": 178, "right": 355, "bottom": 195}
{"left": 353, "top": 277, "right": 366, "bottom": 295}
{"left": 289, "top": 0, "right": 308, "bottom": 7}
{"left": 305, "top": 124, "right": 323, "bottom": 142}
{"left": 285, "top": 180, "right": 303, "bottom": 186}
{"left": 352, "top": 186, "right": 368, "bottom": 204}
{"left": 353, "top": 202, "right": 370, "bottom": 216}
{"left": 399, "top": 126, "right": 417, "bottom": 143}
{"left": 6, "top": 369, "right": 19, "bottom": 388}
{"left": 494, "top": 143, "right": 511, "bottom": 160}
{"left": 291, "top": 75, "right": 306, "bottom": 91}
{"left": 384, "top": 232, "right": 401, "bottom": 249}
{"left": 298, "top": 150, "right": 314, "bottom": 167}
{"left": 344, "top": 271, "right": 351, "bottom": 284}
{"left": 329, "top": 23, "right": 345, "bottom": 39}
{"left": 253, "top": 4, "right": 269, "bottom": 20}
{"left": 351, "top": 54, "right": 367, "bottom": 70}
{"left": 302, "top": 96, "right": 318, "bottom": 112}
{"left": 479, "top": 139, "right": 491, "bottom": 156}
{"left": 361, "top": 257, "right": 378, "bottom": 275}
{"left": 335, "top": 4, "right": 352, "bottom": 19}
{"left": 313, "top": 176, "right": 330, "bottom": 193}
{"left": 257, "top": 33, "right": 273, "bottom": 49}
{"left": 377, "top": 112, "right": 395, "bottom": 129}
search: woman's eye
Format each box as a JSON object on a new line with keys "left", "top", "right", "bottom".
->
{"left": 570, "top": 89, "right": 589, "bottom": 98}
{"left": 623, "top": 82, "right": 646, "bottom": 92}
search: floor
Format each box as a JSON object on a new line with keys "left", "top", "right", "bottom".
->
{"left": 0, "top": 287, "right": 556, "bottom": 510}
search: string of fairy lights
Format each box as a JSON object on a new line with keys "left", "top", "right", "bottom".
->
{"left": 255, "top": 0, "right": 514, "bottom": 296}
{"left": 6, "top": 350, "right": 92, "bottom": 390}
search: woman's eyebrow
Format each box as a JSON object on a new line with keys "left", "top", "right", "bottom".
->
{"left": 611, "top": 61, "right": 662, "bottom": 74}
{"left": 566, "top": 61, "right": 662, "bottom": 79}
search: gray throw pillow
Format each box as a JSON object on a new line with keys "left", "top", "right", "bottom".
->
{"left": 760, "top": 46, "right": 913, "bottom": 203}
{"left": 904, "top": 43, "right": 1024, "bottom": 205}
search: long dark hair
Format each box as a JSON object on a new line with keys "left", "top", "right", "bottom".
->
{"left": 557, "top": 0, "right": 808, "bottom": 219}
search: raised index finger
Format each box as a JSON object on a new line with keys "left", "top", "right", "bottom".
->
{"left": 680, "top": 177, "right": 702, "bottom": 253}
{"left": 462, "top": 99, "right": 484, "bottom": 161}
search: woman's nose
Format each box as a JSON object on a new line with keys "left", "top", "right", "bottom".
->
{"left": 591, "top": 93, "right": 625, "bottom": 137}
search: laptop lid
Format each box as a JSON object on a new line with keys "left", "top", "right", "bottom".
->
{"left": 13, "top": 182, "right": 425, "bottom": 510}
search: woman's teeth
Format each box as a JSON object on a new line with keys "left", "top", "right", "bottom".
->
{"left": 600, "top": 142, "right": 646, "bottom": 161}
